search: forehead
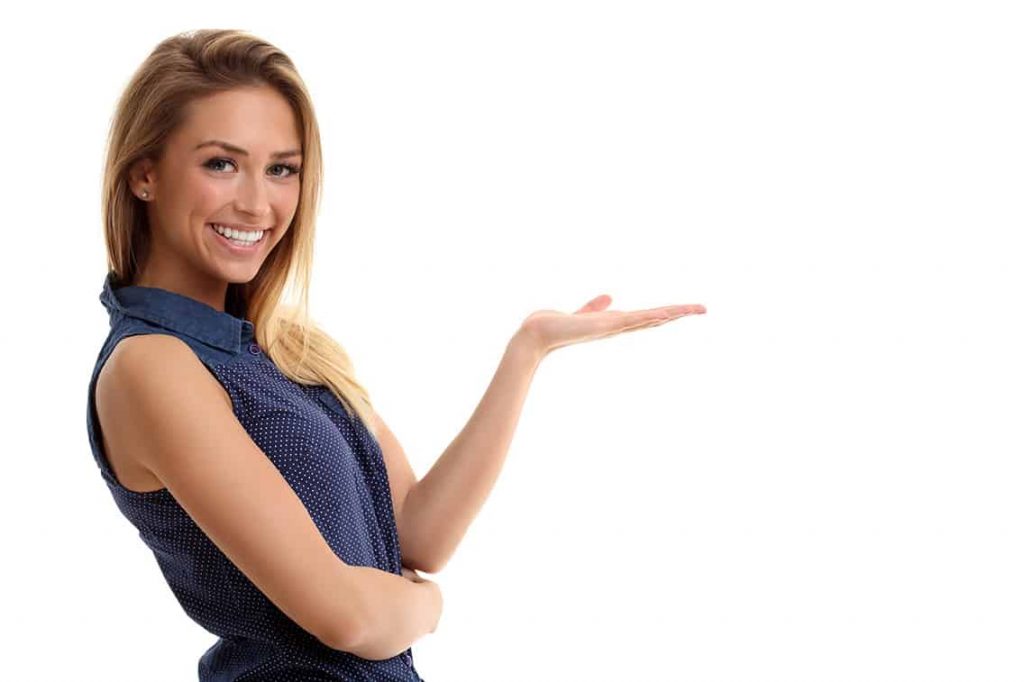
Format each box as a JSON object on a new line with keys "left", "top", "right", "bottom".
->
{"left": 174, "top": 87, "right": 302, "bottom": 153}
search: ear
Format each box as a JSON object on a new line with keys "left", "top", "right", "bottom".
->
{"left": 129, "top": 157, "right": 158, "bottom": 200}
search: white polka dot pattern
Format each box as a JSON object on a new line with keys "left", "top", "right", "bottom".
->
{"left": 85, "top": 272, "right": 426, "bottom": 681}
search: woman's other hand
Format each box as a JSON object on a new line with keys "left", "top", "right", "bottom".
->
{"left": 402, "top": 566, "right": 443, "bottom": 633}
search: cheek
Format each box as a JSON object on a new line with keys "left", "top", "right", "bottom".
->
{"left": 270, "top": 224, "right": 291, "bottom": 249}
{"left": 272, "top": 185, "right": 301, "bottom": 211}
{"left": 184, "top": 175, "right": 231, "bottom": 213}
{"left": 267, "top": 192, "right": 299, "bottom": 234}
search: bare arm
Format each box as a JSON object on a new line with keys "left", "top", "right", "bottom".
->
{"left": 400, "top": 330, "right": 543, "bottom": 574}
{"left": 96, "top": 334, "right": 441, "bottom": 655}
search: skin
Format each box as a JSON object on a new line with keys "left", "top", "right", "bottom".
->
{"left": 519, "top": 294, "right": 706, "bottom": 355}
{"left": 128, "top": 85, "right": 303, "bottom": 309}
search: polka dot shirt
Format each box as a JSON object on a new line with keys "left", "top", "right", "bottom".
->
{"left": 85, "top": 272, "right": 426, "bottom": 681}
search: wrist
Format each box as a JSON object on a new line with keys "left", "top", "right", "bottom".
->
{"left": 509, "top": 326, "right": 546, "bottom": 367}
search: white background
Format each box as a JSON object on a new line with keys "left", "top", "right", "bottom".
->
{"left": 3, "top": 1, "right": 1022, "bottom": 680}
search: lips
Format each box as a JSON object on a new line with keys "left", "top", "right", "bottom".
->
{"left": 208, "top": 222, "right": 271, "bottom": 232}
{"left": 207, "top": 222, "right": 268, "bottom": 250}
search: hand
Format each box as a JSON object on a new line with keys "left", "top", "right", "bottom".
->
{"left": 402, "top": 567, "right": 443, "bottom": 633}
{"left": 517, "top": 294, "right": 706, "bottom": 356}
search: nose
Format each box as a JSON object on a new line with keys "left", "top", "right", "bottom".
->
{"left": 234, "top": 172, "right": 272, "bottom": 222}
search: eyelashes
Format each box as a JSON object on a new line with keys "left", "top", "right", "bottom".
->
{"left": 203, "top": 157, "right": 302, "bottom": 178}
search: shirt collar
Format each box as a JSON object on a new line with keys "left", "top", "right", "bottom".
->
{"left": 99, "top": 271, "right": 254, "bottom": 355}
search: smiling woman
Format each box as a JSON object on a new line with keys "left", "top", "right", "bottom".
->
{"left": 125, "top": 86, "right": 303, "bottom": 297}
{"left": 86, "top": 28, "right": 439, "bottom": 681}
{"left": 85, "top": 23, "right": 708, "bottom": 682}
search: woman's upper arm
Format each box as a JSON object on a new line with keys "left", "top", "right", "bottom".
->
{"left": 95, "top": 333, "right": 364, "bottom": 651}
{"left": 369, "top": 410, "right": 418, "bottom": 529}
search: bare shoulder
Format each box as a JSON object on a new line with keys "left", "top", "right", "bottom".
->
{"left": 99, "top": 333, "right": 231, "bottom": 411}
{"left": 95, "top": 334, "right": 231, "bottom": 491}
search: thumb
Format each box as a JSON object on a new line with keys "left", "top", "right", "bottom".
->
{"left": 574, "top": 294, "right": 612, "bottom": 314}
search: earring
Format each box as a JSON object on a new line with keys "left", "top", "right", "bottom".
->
{"left": 140, "top": 189, "right": 150, "bottom": 199}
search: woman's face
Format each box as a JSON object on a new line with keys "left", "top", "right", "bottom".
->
{"left": 130, "top": 85, "right": 302, "bottom": 299}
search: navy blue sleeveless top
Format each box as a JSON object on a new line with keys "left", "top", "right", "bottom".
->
{"left": 85, "top": 272, "right": 426, "bottom": 682}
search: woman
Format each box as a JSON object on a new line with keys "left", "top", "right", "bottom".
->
{"left": 85, "top": 28, "right": 705, "bottom": 681}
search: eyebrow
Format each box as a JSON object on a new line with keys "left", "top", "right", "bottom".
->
{"left": 194, "top": 139, "right": 302, "bottom": 159}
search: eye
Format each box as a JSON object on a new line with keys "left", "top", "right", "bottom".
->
{"left": 204, "top": 157, "right": 236, "bottom": 172}
{"left": 204, "top": 157, "right": 301, "bottom": 178}
{"left": 270, "top": 163, "right": 302, "bottom": 178}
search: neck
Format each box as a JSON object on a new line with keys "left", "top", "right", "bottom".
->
{"left": 133, "top": 262, "right": 230, "bottom": 313}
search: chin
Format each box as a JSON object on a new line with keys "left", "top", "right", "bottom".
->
{"left": 203, "top": 257, "right": 261, "bottom": 283}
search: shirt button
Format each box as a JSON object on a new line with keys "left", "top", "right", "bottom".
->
{"left": 248, "top": 342, "right": 261, "bottom": 355}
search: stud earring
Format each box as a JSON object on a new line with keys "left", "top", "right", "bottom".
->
{"left": 141, "top": 189, "right": 150, "bottom": 199}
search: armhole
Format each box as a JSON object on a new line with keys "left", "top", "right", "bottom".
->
{"left": 86, "top": 330, "right": 232, "bottom": 496}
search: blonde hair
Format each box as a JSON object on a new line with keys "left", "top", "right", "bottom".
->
{"left": 101, "top": 28, "right": 379, "bottom": 439}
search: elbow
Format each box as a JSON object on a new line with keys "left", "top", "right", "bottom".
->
{"left": 410, "top": 555, "right": 447, "bottom": 576}
{"left": 402, "top": 537, "right": 447, "bottom": 575}
{"left": 419, "top": 556, "right": 447, "bottom": 575}
{"left": 315, "top": 593, "right": 386, "bottom": 660}
{"left": 324, "top": 621, "right": 398, "bottom": 662}
{"left": 315, "top": 577, "right": 372, "bottom": 655}
{"left": 318, "top": 616, "right": 365, "bottom": 655}
{"left": 403, "top": 549, "right": 443, "bottom": 576}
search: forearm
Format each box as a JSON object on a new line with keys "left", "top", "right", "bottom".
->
{"left": 339, "top": 565, "right": 440, "bottom": 660}
{"left": 399, "top": 330, "right": 544, "bottom": 573}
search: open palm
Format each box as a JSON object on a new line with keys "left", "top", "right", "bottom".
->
{"left": 519, "top": 294, "right": 706, "bottom": 356}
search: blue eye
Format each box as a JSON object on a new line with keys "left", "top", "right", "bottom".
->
{"left": 203, "top": 157, "right": 301, "bottom": 178}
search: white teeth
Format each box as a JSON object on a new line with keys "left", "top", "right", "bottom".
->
{"left": 210, "top": 223, "right": 265, "bottom": 243}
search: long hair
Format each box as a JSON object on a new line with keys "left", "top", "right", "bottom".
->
{"left": 100, "top": 28, "right": 379, "bottom": 439}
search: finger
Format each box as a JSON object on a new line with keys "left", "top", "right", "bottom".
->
{"left": 587, "top": 304, "right": 702, "bottom": 339}
{"left": 667, "top": 304, "right": 706, "bottom": 314}
{"left": 619, "top": 308, "right": 676, "bottom": 329}
{"left": 616, "top": 308, "right": 692, "bottom": 334}
{"left": 628, "top": 304, "right": 705, "bottom": 325}
{"left": 574, "top": 294, "right": 612, "bottom": 315}
{"left": 589, "top": 314, "right": 662, "bottom": 339}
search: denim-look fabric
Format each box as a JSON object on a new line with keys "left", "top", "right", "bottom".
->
{"left": 85, "top": 271, "right": 424, "bottom": 682}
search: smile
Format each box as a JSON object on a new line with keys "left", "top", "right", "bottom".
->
{"left": 208, "top": 223, "right": 268, "bottom": 249}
